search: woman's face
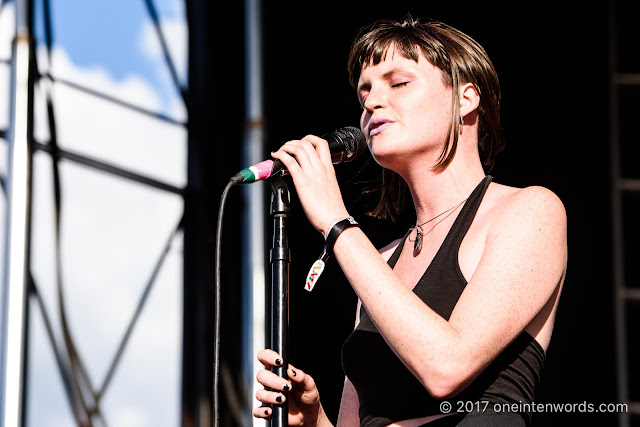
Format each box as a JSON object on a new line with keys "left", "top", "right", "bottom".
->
{"left": 357, "top": 45, "right": 453, "bottom": 171}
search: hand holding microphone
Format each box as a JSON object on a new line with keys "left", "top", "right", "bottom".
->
{"left": 232, "top": 126, "right": 366, "bottom": 184}
{"left": 233, "top": 126, "right": 368, "bottom": 291}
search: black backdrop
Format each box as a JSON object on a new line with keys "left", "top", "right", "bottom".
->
{"left": 202, "top": 1, "right": 619, "bottom": 425}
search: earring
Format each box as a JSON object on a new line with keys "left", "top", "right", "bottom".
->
{"left": 459, "top": 115, "right": 464, "bottom": 126}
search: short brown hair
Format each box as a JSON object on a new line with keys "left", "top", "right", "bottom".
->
{"left": 348, "top": 17, "right": 503, "bottom": 220}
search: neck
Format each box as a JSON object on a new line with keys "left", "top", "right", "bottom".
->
{"left": 401, "top": 142, "right": 486, "bottom": 225}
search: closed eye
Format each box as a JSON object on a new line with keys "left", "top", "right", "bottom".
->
{"left": 391, "top": 82, "right": 409, "bottom": 88}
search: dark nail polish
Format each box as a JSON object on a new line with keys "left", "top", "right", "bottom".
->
{"left": 275, "top": 358, "right": 282, "bottom": 366}
{"left": 264, "top": 409, "right": 269, "bottom": 415}
{"left": 283, "top": 384, "right": 290, "bottom": 391}
{"left": 276, "top": 396, "right": 283, "bottom": 403}
{"left": 291, "top": 369, "right": 297, "bottom": 377}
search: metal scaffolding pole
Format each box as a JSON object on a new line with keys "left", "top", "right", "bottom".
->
{"left": 242, "top": 0, "right": 267, "bottom": 425}
{"left": 0, "top": 0, "right": 34, "bottom": 426}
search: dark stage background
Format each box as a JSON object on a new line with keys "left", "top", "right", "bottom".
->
{"left": 205, "top": 1, "right": 622, "bottom": 426}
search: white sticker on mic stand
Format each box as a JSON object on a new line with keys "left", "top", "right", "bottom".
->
{"left": 305, "top": 259, "right": 326, "bottom": 292}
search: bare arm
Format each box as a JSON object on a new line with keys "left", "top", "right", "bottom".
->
{"left": 332, "top": 186, "right": 567, "bottom": 398}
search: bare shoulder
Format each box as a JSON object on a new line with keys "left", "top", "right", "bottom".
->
{"left": 485, "top": 183, "right": 567, "bottom": 242}
{"left": 485, "top": 182, "right": 565, "bottom": 218}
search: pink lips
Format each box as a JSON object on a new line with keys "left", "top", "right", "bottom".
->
{"left": 368, "top": 117, "right": 394, "bottom": 137}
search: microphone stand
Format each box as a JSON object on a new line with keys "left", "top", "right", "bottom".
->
{"left": 267, "top": 174, "right": 291, "bottom": 427}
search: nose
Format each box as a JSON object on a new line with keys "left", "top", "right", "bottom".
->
{"left": 362, "top": 88, "right": 385, "bottom": 111}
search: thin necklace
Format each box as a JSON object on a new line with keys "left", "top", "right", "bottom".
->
{"left": 410, "top": 197, "right": 468, "bottom": 256}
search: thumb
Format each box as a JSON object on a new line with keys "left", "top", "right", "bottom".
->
{"left": 288, "top": 364, "right": 320, "bottom": 405}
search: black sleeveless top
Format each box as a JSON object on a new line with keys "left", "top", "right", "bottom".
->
{"left": 341, "top": 176, "right": 545, "bottom": 426}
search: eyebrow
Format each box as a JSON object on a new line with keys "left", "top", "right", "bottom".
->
{"left": 357, "top": 68, "right": 414, "bottom": 93}
{"left": 382, "top": 68, "right": 409, "bottom": 79}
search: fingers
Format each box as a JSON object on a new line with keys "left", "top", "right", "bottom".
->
{"left": 254, "top": 351, "right": 289, "bottom": 421}
{"left": 258, "top": 358, "right": 318, "bottom": 404}
{"left": 256, "top": 368, "right": 292, "bottom": 394}
{"left": 257, "top": 348, "right": 284, "bottom": 368}
{"left": 253, "top": 351, "right": 322, "bottom": 425}
{"left": 255, "top": 350, "right": 291, "bottom": 406}
{"left": 255, "top": 352, "right": 299, "bottom": 391}
{"left": 253, "top": 351, "right": 307, "bottom": 402}
{"left": 253, "top": 405, "right": 273, "bottom": 420}
{"left": 271, "top": 134, "right": 332, "bottom": 173}
{"left": 280, "top": 134, "right": 330, "bottom": 158}
{"left": 256, "top": 387, "right": 288, "bottom": 405}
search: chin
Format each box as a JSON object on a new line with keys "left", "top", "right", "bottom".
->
{"left": 370, "top": 148, "right": 403, "bottom": 172}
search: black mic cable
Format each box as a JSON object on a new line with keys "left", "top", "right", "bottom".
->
{"left": 213, "top": 178, "right": 236, "bottom": 427}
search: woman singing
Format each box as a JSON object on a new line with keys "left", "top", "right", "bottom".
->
{"left": 253, "top": 17, "right": 567, "bottom": 427}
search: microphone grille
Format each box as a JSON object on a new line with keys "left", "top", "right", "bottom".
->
{"left": 334, "top": 126, "right": 367, "bottom": 162}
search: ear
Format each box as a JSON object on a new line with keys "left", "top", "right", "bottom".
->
{"left": 459, "top": 82, "right": 480, "bottom": 118}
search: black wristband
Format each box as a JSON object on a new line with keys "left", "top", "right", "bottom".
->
{"left": 324, "top": 217, "right": 358, "bottom": 255}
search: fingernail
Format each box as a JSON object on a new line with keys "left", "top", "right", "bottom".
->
{"left": 276, "top": 396, "right": 283, "bottom": 403}
{"left": 275, "top": 358, "right": 282, "bottom": 366}
{"left": 283, "top": 383, "right": 290, "bottom": 391}
{"left": 264, "top": 409, "right": 269, "bottom": 415}
{"left": 290, "top": 369, "right": 297, "bottom": 377}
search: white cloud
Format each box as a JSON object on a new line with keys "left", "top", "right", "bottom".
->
{"left": 138, "top": 15, "right": 188, "bottom": 87}
{"left": 0, "top": 2, "right": 15, "bottom": 133}
{"left": 47, "top": 46, "right": 163, "bottom": 110}
{"left": 36, "top": 45, "right": 187, "bottom": 189}
{"left": 0, "top": 3, "right": 14, "bottom": 60}
{"left": 0, "top": 1, "right": 13, "bottom": 344}
{"left": 137, "top": 9, "right": 189, "bottom": 126}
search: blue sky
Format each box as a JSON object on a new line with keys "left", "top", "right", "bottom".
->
{"left": 33, "top": 0, "right": 187, "bottom": 116}
{"left": 39, "top": 1, "right": 149, "bottom": 77}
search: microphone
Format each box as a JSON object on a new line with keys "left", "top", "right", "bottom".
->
{"left": 231, "top": 126, "right": 366, "bottom": 184}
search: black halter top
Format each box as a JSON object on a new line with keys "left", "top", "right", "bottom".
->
{"left": 341, "top": 176, "right": 545, "bottom": 426}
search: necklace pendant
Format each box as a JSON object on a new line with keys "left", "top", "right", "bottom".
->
{"left": 413, "top": 228, "right": 423, "bottom": 256}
